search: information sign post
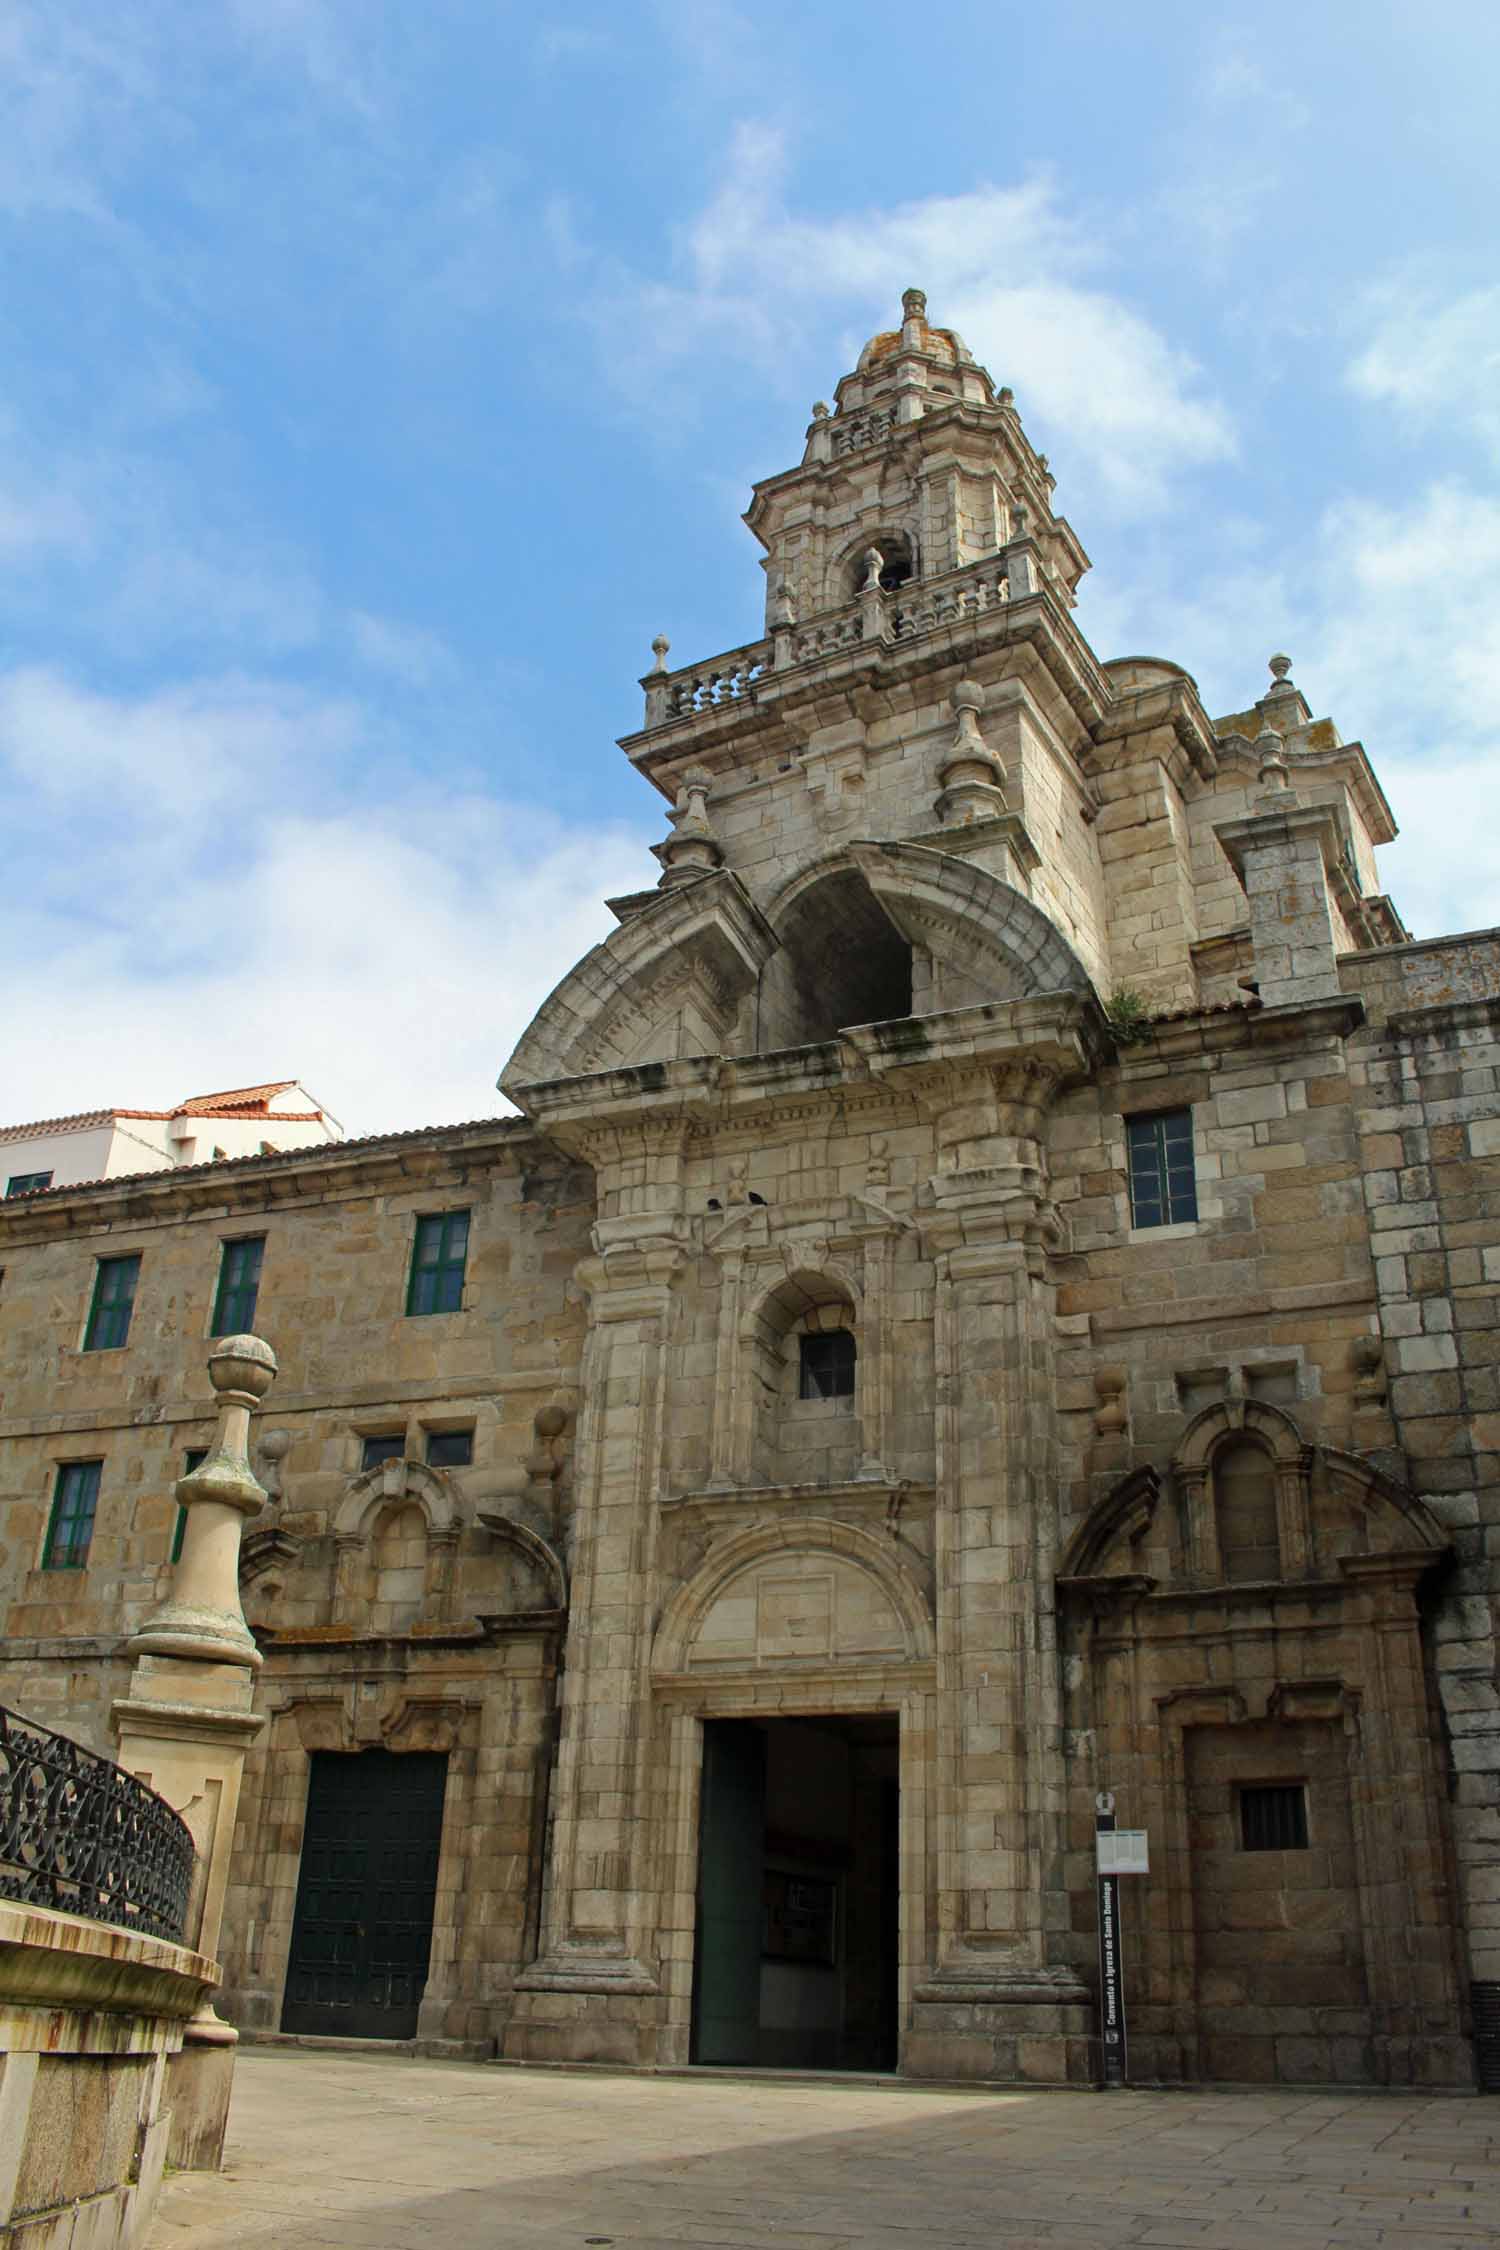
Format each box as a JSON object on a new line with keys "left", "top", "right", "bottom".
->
{"left": 1093, "top": 1793, "right": 1148, "bottom": 2089}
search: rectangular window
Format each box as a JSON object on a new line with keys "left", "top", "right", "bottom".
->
{"left": 799, "top": 1329, "right": 856, "bottom": 1400}
{"left": 170, "top": 1448, "right": 208, "bottom": 1564}
{"left": 5, "top": 1171, "right": 52, "bottom": 1197}
{"left": 1125, "top": 1109, "right": 1198, "bottom": 1229}
{"left": 425, "top": 1428, "right": 474, "bottom": 1469}
{"left": 211, "top": 1236, "right": 264, "bottom": 1337}
{"left": 1240, "top": 1783, "right": 1309, "bottom": 1852}
{"left": 406, "top": 1211, "right": 469, "bottom": 1316}
{"left": 361, "top": 1434, "right": 405, "bottom": 1472}
{"left": 83, "top": 1254, "right": 141, "bottom": 1351}
{"left": 44, "top": 1460, "right": 102, "bottom": 1569}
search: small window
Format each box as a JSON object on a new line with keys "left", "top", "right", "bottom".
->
{"left": 1240, "top": 1783, "right": 1308, "bottom": 1852}
{"left": 5, "top": 1171, "right": 52, "bottom": 1197}
{"left": 83, "top": 1254, "right": 141, "bottom": 1351}
{"left": 407, "top": 1211, "right": 469, "bottom": 1316}
{"left": 361, "top": 1434, "right": 405, "bottom": 1472}
{"left": 1125, "top": 1109, "right": 1198, "bottom": 1228}
{"left": 799, "top": 1329, "right": 856, "bottom": 1400}
{"left": 212, "top": 1236, "right": 264, "bottom": 1337}
{"left": 170, "top": 1447, "right": 209, "bottom": 1564}
{"left": 44, "top": 1460, "right": 102, "bottom": 1569}
{"left": 425, "top": 1428, "right": 474, "bottom": 1469}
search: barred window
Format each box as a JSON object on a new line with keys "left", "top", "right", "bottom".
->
{"left": 1125, "top": 1109, "right": 1198, "bottom": 1228}
{"left": 1240, "top": 1783, "right": 1308, "bottom": 1852}
{"left": 799, "top": 1329, "right": 856, "bottom": 1400}
{"left": 425, "top": 1428, "right": 474, "bottom": 1468}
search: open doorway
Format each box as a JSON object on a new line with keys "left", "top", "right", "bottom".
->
{"left": 692, "top": 1713, "right": 899, "bottom": 2071}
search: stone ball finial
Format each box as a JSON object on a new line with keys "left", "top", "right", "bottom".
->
{"left": 902, "top": 287, "right": 927, "bottom": 322}
{"left": 650, "top": 633, "right": 671, "bottom": 674}
{"left": 811, "top": 400, "right": 829, "bottom": 420}
{"left": 1268, "top": 652, "right": 1293, "bottom": 682}
{"left": 258, "top": 1427, "right": 293, "bottom": 1463}
{"left": 208, "top": 1333, "right": 277, "bottom": 1400}
{"left": 951, "top": 677, "right": 985, "bottom": 716}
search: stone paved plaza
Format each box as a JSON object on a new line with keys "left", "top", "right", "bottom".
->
{"left": 148, "top": 2052, "right": 1499, "bottom": 2249}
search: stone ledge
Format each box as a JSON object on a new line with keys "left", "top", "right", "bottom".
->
{"left": 0, "top": 1901, "right": 217, "bottom": 2032}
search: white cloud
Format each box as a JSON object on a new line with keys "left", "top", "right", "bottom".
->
{"left": 1348, "top": 282, "right": 1500, "bottom": 462}
{"left": 0, "top": 667, "right": 657, "bottom": 1134}
{"left": 584, "top": 126, "right": 1234, "bottom": 513}
{"left": 1076, "top": 480, "right": 1500, "bottom": 938}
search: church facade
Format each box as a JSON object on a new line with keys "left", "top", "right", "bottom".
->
{"left": 2, "top": 294, "right": 1497, "bottom": 2090}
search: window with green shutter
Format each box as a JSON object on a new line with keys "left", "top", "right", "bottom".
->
{"left": 5, "top": 1171, "right": 52, "bottom": 1197}
{"left": 1125, "top": 1109, "right": 1198, "bottom": 1229}
{"left": 170, "top": 1448, "right": 208, "bottom": 1565}
{"left": 212, "top": 1237, "right": 264, "bottom": 1337}
{"left": 83, "top": 1255, "right": 141, "bottom": 1351}
{"left": 406, "top": 1211, "right": 469, "bottom": 1316}
{"left": 44, "top": 1460, "right": 102, "bottom": 1568}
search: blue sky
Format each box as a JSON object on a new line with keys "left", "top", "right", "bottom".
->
{"left": 4, "top": 0, "right": 1498, "bottom": 1134}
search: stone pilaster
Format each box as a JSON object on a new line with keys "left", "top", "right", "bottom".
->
{"left": 1215, "top": 783, "right": 1345, "bottom": 1009}
{"left": 506, "top": 1146, "right": 689, "bottom": 2064}
{"left": 907, "top": 1062, "right": 1092, "bottom": 2082}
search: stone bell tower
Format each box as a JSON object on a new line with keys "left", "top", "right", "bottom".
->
{"left": 497, "top": 292, "right": 1117, "bottom": 2081}
{"left": 494, "top": 290, "right": 1458, "bottom": 2090}
{"left": 750, "top": 286, "right": 1089, "bottom": 631}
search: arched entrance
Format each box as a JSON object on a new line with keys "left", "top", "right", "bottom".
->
{"left": 651, "top": 1516, "right": 936, "bottom": 2071}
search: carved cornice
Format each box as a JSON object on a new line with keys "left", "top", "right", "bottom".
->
{"left": 0, "top": 1117, "right": 542, "bottom": 1244}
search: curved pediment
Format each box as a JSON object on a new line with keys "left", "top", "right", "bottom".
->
{"left": 653, "top": 1516, "right": 934, "bottom": 1678}
{"left": 499, "top": 868, "right": 777, "bottom": 1099}
{"left": 823, "top": 840, "right": 1092, "bottom": 1005}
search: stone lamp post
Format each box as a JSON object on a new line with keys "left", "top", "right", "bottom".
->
{"left": 112, "top": 1334, "right": 276, "bottom": 2169}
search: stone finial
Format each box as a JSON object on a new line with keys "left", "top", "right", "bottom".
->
{"left": 901, "top": 287, "right": 927, "bottom": 323}
{"left": 861, "top": 546, "right": 886, "bottom": 594}
{"left": 1255, "top": 724, "right": 1291, "bottom": 791}
{"left": 129, "top": 1335, "right": 278, "bottom": 1668}
{"left": 935, "top": 675, "right": 1007, "bottom": 827}
{"left": 811, "top": 400, "right": 829, "bottom": 420}
{"left": 1268, "top": 652, "right": 1293, "bottom": 683}
{"left": 951, "top": 676, "right": 986, "bottom": 742}
{"left": 649, "top": 634, "right": 671, "bottom": 674}
{"left": 653, "top": 763, "right": 721, "bottom": 887}
{"left": 998, "top": 386, "right": 1015, "bottom": 407}
{"left": 257, "top": 1426, "right": 292, "bottom": 1501}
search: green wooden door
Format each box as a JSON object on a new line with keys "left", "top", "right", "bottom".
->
{"left": 692, "top": 1721, "right": 766, "bottom": 2064}
{"left": 282, "top": 1749, "right": 447, "bottom": 2038}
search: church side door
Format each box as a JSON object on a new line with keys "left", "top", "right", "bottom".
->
{"left": 282, "top": 1748, "right": 447, "bottom": 2039}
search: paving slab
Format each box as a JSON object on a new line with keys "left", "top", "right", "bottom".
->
{"left": 147, "top": 2054, "right": 1499, "bottom": 2250}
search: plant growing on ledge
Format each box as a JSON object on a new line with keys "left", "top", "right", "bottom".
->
{"left": 1104, "top": 988, "right": 1154, "bottom": 1045}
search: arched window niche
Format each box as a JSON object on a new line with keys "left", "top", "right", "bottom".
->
{"left": 845, "top": 528, "right": 916, "bottom": 599}
{"left": 1173, "top": 1399, "right": 1313, "bottom": 1587}
{"left": 1212, "top": 1440, "right": 1281, "bottom": 1583}
{"left": 748, "top": 1270, "right": 863, "bottom": 1487}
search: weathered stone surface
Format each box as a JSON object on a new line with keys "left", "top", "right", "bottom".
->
{"left": 1, "top": 299, "right": 1497, "bottom": 2095}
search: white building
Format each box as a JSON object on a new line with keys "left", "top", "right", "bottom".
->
{"left": 1, "top": 1082, "right": 342, "bottom": 1197}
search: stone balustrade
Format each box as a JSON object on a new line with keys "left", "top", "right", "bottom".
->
{"left": 640, "top": 548, "right": 1034, "bottom": 734}
{"left": 830, "top": 404, "right": 897, "bottom": 455}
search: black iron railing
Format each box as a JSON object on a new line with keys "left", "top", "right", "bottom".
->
{"left": 0, "top": 1704, "right": 194, "bottom": 1942}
